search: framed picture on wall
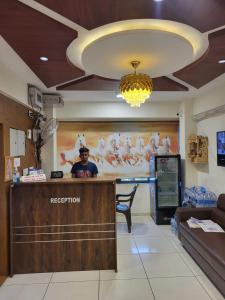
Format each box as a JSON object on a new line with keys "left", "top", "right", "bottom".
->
{"left": 4, "top": 156, "right": 14, "bottom": 181}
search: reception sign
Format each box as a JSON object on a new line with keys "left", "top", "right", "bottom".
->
{"left": 57, "top": 122, "right": 179, "bottom": 177}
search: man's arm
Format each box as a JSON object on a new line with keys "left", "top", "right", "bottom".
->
{"left": 92, "top": 163, "right": 98, "bottom": 177}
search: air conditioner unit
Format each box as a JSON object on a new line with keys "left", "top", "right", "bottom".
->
{"left": 42, "top": 94, "right": 64, "bottom": 108}
{"left": 28, "top": 85, "right": 43, "bottom": 111}
{"left": 192, "top": 104, "right": 225, "bottom": 122}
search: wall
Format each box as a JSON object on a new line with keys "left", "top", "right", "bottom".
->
{"left": 0, "top": 93, "right": 36, "bottom": 283}
{"left": 53, "top": 102, "right": 180, "bottom": 215}
{"left": 193, "top": 84, "right": 225, "bottom": 195}
{"left": 0, "top": 36, "right": 45, "bottom": 106}
{"left": 179, "top": 100, "right": 197, "bottom": 187}
{"left": 56, "top": 101, "right": 180, "bottom": 121}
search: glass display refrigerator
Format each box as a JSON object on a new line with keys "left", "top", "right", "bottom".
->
{"left": 149, "top": 154, "right": 181, "bottom": 224}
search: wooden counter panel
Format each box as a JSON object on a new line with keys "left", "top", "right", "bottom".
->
{"left": 14, "top": 232, "right": 115, "bottom": 242}
{"left": 12, "top": 183, "right": 115, "bottom": 226}
{"left": 13, "top": 239, "right": 116, "bottom": 273}
{"left": 11, "top": 181, "right": 117, "bottom": 273}
{"left": 14, "top": 224, "right": 115, "bottom": 234}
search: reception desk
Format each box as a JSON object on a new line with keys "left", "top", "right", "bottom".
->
{"left": 10, "top": 178, "right": 117, "bottom": 274}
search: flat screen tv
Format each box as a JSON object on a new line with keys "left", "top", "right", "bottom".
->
{"left": 217, "top": 131, "right": 225, "bottom": 167}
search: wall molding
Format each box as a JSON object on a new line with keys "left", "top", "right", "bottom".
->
{"left": 192, "top": 104, "right": 225, "bottom": 122}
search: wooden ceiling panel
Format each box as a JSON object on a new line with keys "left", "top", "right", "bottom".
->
{"left": 0, "top": 0, "right": 84, "bottom": 87}
{"left": 173, "top": 29, "right": 225, "bottom": 88}
{"left": 36, "top": 0, "right": 225, "bottom": 32}
{"left": 56, "top": 75, "right": 188, "bottom": 91}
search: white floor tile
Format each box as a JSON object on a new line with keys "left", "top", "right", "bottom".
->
{"left": 135, "top": 236, "right": 178, "bottom": 254}
{"left": 141, "top": 253, "right": 194, "bottom": 277}
{"left": 196, "top": 275, "right": 225, "bottom": 300}
{"left": 158, "top": 225, "right": 175, "bottom": 237}
{"left": 131, "top": 216, "right": 154, "bottom": 224}
{"left": 131, "top": 223, "right": 163, "bottom": 236}
{"left": 0, "top": 284, "right": 47, "bottom": 300}
{"left": 44, "top": 281, "right": 98, "bottom": 300}
{"left": 150, "top": 277, "right": 211, "bottom": 300}
{"left": 179, "top": 251, "right": 205, "bottom": 276}
{"left": 100, "top": 254, "right": 146, "bottom": 280}
{"left": 117, "top": 236, "right": 138, "bottom": 254}
{"left": 51, "top": 270, "right": 99, "bottom": 282}
{"left": 167, "top": 236, "right": 185, "bottom": 252}
{"left": 99, "top": 279, "right": 154, "bottom": 300}
{"left": 3, "top": 273, "right": 52, "bottom": 285}
{"left": 117, "top": 223, "right": 131, "bottom": 235}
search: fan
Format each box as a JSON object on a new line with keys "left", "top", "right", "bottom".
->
{"left": 33, "top": 115, "right": 58, "bottom": 168}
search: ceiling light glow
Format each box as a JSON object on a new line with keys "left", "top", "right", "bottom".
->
{"left": 218, "top": 59, "right": 225, "bottom": 64}
{"left": 40, "top": 56, "right": 48, "bottom": 61}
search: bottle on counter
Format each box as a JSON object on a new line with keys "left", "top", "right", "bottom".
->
{"left": 12, "top": 167, "right": 20, "bottom": 184}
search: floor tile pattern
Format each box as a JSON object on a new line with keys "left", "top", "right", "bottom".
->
{"left": 1, "top": 216, "right": 223, "bottom": 300}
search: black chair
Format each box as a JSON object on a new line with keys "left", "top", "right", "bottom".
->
{"left": 116, "top": 184, "right": 139, "bottom": 233}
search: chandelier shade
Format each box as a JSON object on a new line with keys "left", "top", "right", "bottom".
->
{"left": 119, "top": 61, "right": 153, "bottom": 107}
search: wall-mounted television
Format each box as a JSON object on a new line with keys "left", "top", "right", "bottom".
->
{"left": 217, "top": 131, "right": 225, "bottom": 167}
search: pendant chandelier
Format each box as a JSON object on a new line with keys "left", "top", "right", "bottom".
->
{"left": 119, "top": 61, "right": 153, "bottom": 107}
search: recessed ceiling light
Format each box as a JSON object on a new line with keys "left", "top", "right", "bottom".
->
{"left": 40, "top": 56, "right": 48, "bottom": 61}
{"left": 154, "top": 0, "right": 164, "bottom": 2}
{"left": 218, "top": 59, "right": 225, "bottom": 64}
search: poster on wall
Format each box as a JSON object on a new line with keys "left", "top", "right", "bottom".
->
{"left": 57, "top": 122, "right": 179, "bottom": 177}
{"left": 4, "top": 156, "right": 14, "bottom": 181}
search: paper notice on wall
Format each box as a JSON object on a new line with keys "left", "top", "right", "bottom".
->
{"left": 14, "top": 157, "right": 21, "bottom": 168}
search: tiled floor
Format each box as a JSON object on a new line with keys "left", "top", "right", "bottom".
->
{"left": 1, "top": 216, "right": 224, "bottom": 300}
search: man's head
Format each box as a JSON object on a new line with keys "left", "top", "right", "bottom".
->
{"left": 79, "top": 147, "right": 89, "bottom": 163}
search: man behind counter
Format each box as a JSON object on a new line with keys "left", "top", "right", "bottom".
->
{"left": 71, "top": 147, "right": 98, "bottom": 178}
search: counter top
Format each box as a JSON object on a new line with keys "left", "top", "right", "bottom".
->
{"left": 16, "top": 177, "right": 116, "bottom": 185}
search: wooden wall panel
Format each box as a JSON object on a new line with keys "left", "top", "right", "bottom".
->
{"left": 0, "top": 93, "right": 36, "bottom": 284}
{"left": 36, "top": 0, "right": 225, "bottom": 32}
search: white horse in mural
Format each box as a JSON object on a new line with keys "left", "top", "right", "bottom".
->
{"left": 144, "top": 132, "right": 160, "bottom": 161}
{"left": 121, "top": 136, "right": 134, "bottom": 165}
{"left": 60, "top": 133, "right": 87, "bottom": 166}
{"left": 158, "top": 136, "right": 172, "bottom": 155}
{"left": 89, "top": 137, "right": 105, "bottom": 167}
{"left": 105, "top": 133, "right": 123, "bottom": 167}
{"left": 132, "top": 136, "right": 145, "bottom": 165}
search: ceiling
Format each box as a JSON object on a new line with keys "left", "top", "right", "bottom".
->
{"left": 0, "top": 0, "right": 225, "bottom": 103}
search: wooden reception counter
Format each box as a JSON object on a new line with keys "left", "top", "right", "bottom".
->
{"left": 10, "top": 178, "right": 117, "bottom": 274}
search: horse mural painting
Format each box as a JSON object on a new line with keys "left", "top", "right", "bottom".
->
{"left": 132, "top": 136, "right": 145, "bottom": 165}
{"left": 144, "top": 132, "right": 160, "bottom": 161}
{"left": 60, "top": 133, "right": 86, "bottom": 166}
{"left": 89, "top": 137, "right": 105, "bottom": 167}
{"left": 105, "top": 133, "right": 123, "bottom": 167}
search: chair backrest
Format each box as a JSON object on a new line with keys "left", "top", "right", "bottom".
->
{"left": 129, "top": 184, "right": 139, "bottom": 208}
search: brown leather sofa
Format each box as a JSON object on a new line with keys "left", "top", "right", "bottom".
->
{"left": 175, "top": 194, "right": 225, "bottom": 297}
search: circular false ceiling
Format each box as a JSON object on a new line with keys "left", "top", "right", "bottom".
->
{"left": 82, "top": 30, "right": 193, "bottom": 79}
{"left": 67, "top": 19, "right": 208, "bottom": 80}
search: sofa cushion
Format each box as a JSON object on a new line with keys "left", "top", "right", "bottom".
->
{"left": 180, "top": 222, "right": 225, "bottom": 280}
{"left": 217, "top": 194, "right": 225, "bottom": 212}
{"left": 211, "top": 209, "right": 225, "bottom": 229}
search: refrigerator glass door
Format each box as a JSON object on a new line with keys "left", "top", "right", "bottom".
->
{"left": 156, "top": 157, "right": 179, "bottom": 207}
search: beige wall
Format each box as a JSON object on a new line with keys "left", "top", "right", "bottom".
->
{"left": 193, "top": 84, "right": 225, "bottom": 196}
{"left": 56, "top": 101, "right": 180, "bottom": 121}
{"left": 55, "top": 102, "right": 180, "bottom": 214}
{"left": 179, "top": 100, "right": 197, "bottom": 187}
{"left": 0, "top": 36, "right": 45, "bottom": 106}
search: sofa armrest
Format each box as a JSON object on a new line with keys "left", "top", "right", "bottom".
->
{"left": 175, "top": 207, "right": 212, "bottom": 224}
